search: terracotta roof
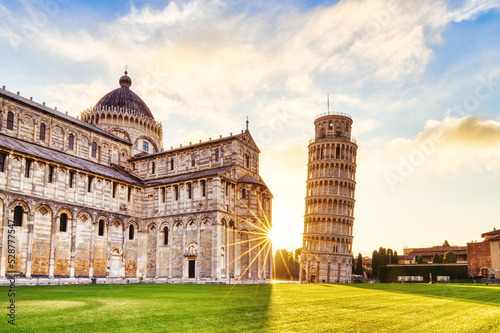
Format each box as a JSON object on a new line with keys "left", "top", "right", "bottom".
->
{"left": 238, "top": 173, "right": 264, "bottom": 185}
{"left": 354, "top": 259, "right": 372, "bottom": 265}
{"left": 130, "top": 134, "right": 241, "bottom": 161}
{"left": 0, "top": 134, "right": 142, "bottom": 185}
{"left": 481, "top": 229, "right": 500, "bottom": 238}
{"left": 404, "top": 246, "right": 467, "bottom": 260}
{"left": 94, "top": 73, "right": 154, "bottom": 120}
{"left": 487, "top": 234, "right": 500, "bottom": 241}
{"left": 145, "top": 166, "right": 233, "bottom": 186}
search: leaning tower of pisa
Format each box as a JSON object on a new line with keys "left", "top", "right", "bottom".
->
{"left": 299, "top": 111, "right": 357, "bottom": 283}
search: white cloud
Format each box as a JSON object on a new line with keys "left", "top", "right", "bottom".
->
{"left": 448, "top": 0, "right": 500, "bottom": 22}
{"left": 3, "top": 0, "right": 489, "bottom": 114}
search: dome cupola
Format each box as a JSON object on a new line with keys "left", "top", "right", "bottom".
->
{"left": 93, "top": 70, "right": 154, "bottom": 119}
{"left": 80, "top": 70, "right": 164, "bottom": 158}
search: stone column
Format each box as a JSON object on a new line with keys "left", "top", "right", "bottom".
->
{"left": 0, "top": 205, "right": 9, "bottom": 278}
{"left": 69, "top": 215, "right": 76, "bottom": 278}
{"left": 25, "top": 210, "right": 35, "bottom": 278}
{"left": 121, "top": 224, "right": 127, "bottom": 278}
{"left": 168, "top": 224, "right": 172, "bottom": 279}
{"left": 248, "top": 238, "right": 252, "bottom": 279}
{"left": 317, "top": 260, "right": 321, "bottom": 283}
{"left": 213, "top": 220, "right": 221, "bottom": 280}
{"left": 235, "top": 229, "right": 241, "bottom": 279}
{"left": 196, "top": 219, "right": 201, "bottom": 280}
{"left": 106, "top": 220, "right": 112, "bottom": 278}
{"left": 155, "top": 225, "right": 160, "bottom": 279}
{"left": 181, "top": 223, "right": 186, "bottom": 279}
{"left": 89, "top": 221, "right": 95, "bottom": 278}
{"left": 48, "top": 214, "right": 57, "bottom": 278}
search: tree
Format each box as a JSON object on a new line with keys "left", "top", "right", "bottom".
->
{"left": 443, "top": 240, "right": 450, "bottom": 247}
{"left": 387, "top": 249, "right": 394, "bottom": 264}
{"left": 392, "top": 251, "right": 399, "bottom": 265}
{"left": 294, "top": 248, "right": 302, "bottom": 261}
{"left": 432, "top": 253, "right": 443, "bottom": 264}
{"left": 417, "top": 255, "right": 424, "bottom": 264}
{"left": 355, "top": 253, "right": 363, "bottom": 275}
{"left": 379, "top": 247, "right": 387, "bottom": 267}
{"left": 443, "top": 251, "right": 457, "bottom": 263}
{"left": 291, "top": 248, "right": 302, "bottom": 279}
{"left": 274, "top": 249, "right": 294, "bottom": 280}
{"left": 372, "top": 250, "right": 379, "bottom": 278}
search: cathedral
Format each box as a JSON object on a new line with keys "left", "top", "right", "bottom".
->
{"left": 0, "top": 71, "right": 273, "bottom": 284}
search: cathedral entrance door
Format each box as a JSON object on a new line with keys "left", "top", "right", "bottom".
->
{"left": 188, "top": 260, "right": 196, "bottom": 278}
{"left": 110, "top": 250, "right": 121, "bottom": 277}
{"left": 310, "top": 275, "right": 316, "bottom": 283}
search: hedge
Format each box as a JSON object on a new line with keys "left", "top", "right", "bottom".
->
{"left": 378, "top": 264, "right": 468, "bottom": 283}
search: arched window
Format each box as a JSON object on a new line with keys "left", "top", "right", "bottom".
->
{"left": 7, "top": 111, "right": 14, "bottom": 130}
{"left": 68, "top": 134, "right": 75, "bottom": 150}
{"left": 242, "top": 188, "right": 246, "bottom": 199}
{"left": 245, "top": 155, "right": 250, "bottom": 168}
{"left": 0, "top": 152, "right": 6, "bottom": 173}
{"left": 191, "top": 154, "right": 196, "bottom": 167}
{"left": 91, "top": 142, "right": 97, "bottom": 158}
{"left": 98, "top": 219, "right": 105, "bottom": 236}
{"left": 59, "top": 213, "right": 68, "bottom": 232}
{"left": 25, "top": 159, "right": 32, "bottom": 178}
{"left": 129, "top": 225, "right": 134, "bottom": 240}
{"left": 187, "top": 183, "right": 192, "bottom": 199}
{"left": 164, "top": 227, "right": 169, "bottom": 245}
{"left": 39, "top": 123, "right": 46, "bottom": 141}
{"left": 215, "top": 148, "right": 220, "bottom": 162}
{"left": 201, "top": 180, "right": 206, "bottom": 197}
{"left": 170, "top": 158, "right": 175, "bottom": 170}
{"left": 151, "top": 162, "right": 155, "bottom": 174}
{"left": 13, "top": 205, "right": 23, "bottom": 226}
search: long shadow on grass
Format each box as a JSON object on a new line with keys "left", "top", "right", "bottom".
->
{"left": 340, "top": 283, "right": 500, "bottom": 307}
{"left": 2, "top": 284, "right": 273, "bottom": 332}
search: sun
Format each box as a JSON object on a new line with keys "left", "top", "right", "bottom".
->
{"left": 267, "top": 227, "right": 277, "bottom": 244}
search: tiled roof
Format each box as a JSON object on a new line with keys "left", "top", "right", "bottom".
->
{"left": 481, "top": 229, "right": 500, "bottom": 238}
{"left": 0, "top": 88, "right": 130, "bottom": 145}
{"left": 238, "top": 173, "right": 264, "bottom": 185}
{"left": 130, "top": 134, "right": 241, "bottom": 161}
{"left": 404, "top": 246, "right": 467, "bottom": 260}
{"left": 145, "top": 166, "right": 233, "bottom": 186}
{"left": 0, "top": 134, "right": 142, "bottom": 185}
{"left": 487, "top": 234, "right": 500, "bottom": 241}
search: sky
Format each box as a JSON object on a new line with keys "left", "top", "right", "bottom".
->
{"left": 1, "top": 0, "right": 500, "bottom": 257}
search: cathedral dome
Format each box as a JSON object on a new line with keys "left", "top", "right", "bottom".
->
{"left": 94, "top": 71, "right": 154, "bottom": 120}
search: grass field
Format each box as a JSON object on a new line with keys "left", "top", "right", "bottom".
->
{"left": 1, "top": 283, "right": 500, "bottom": 332}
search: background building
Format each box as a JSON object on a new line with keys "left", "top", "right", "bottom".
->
{"left": 402, "top": 246, "right": 467, "bottom": 264}
{"left": 300, "top": 111, "right": 357, "bottom": 283}
{"left": 0, "top": 71, "right": 272, "bottom": 284}
{"left": 468, "top": 228, "right": 500, "bottom": 278}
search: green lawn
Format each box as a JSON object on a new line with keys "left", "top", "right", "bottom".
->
{"left": 1, "top": 283, "right": 500, "bottom": 332}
